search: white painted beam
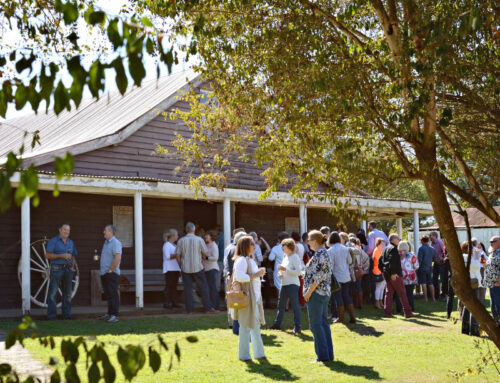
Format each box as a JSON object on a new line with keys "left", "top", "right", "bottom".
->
{"left": 223, "top": 198, "right": 231, "bottom": 249}
{"left": 21, "top": 197, "right": 31, "bottom": 315}
{"left": 134, "top": 192, "right": 144, "bottom": 309}
{"left": 299, "top": 203, "right": 308, "bottom": 236}
{"left": 413, "top": 210, "right": 420, "bottom": 254}
{"left": 11, "top": 172, "right": 438, "bottom": 217}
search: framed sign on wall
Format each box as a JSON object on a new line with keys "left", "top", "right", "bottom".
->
{"left": 113, "top": 206, "right": 134, "bottom": 247}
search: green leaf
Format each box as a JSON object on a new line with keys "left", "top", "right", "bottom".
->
{"left": 0, "top": 89, "right": 8, "bottom": 118}
{"left": 107, "top": 19, "right": 123, "bottom": 47}
{"left": 64, "top": 363, "right": 80, "bottom": 383}
{"left": 117, "top": 346, "right": 146, "bottom": 381}
{"left": 15, "top": 84, "right": 29, "bottom": 110}
{"left": 50, "top": 370, "right": 61, "bottom": 383}
{"left": 140, "top": 16, "right": 154, "bottom": 28}
{"left": 161, "top": 49, "right": 174, "bottom": 73}
{"left": 0, "top": 363, "right": 12, "bottom": 376}
{"left": 146, "top": 37, "right": 155, "bottom": 55}
{"left": 174, "top": 341, "right": 181, "bottom": 362}
{"left": 18, "top": 316, "right": 32, "bottom": 330}
{"left": 53, "top": 81, "right": 69, "bottom": 115}
{"left": 148, "top": 347, "right": 161, "bottom": 373}
{"left": 54, "top": 153, "right": 75, "bottom": 179}
{"left": 128, "top": 54, "right": 146, "bottom": 86}
{"left": 49, "top": 356, "right": 59, "bottom": 365}
{"left": 112, "top": 58, "right": 127, "bottom": 95}
{"left": 88, "top": 363, "right": 100, "bottom": 383}
{"left": 61, "top": 339, "right": 79, "bottom": 363}
{"left": 102, "top": 358, "right": 116, "bottom": 383}
{"left": 88, "top": 60, "right": 104, "bottom": 97}
{"left": 157, "top": 335, "right": 168, "bottom": 351}
{"left": 89, "top": 11, "right": 105, "bottom": 25}
{"left": 185, "top": 335, "right": 198, "bottom": 343}
{"left": 55, "top": 0, "right": 79, "bottom": 24}
{"left": 5, "top": 331, "right": 18, "bottom": 349}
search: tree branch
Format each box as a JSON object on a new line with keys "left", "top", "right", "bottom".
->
{"left": 300, "top": 0, "right": 370, "bottom": 46}
{"left": 436, "top": 124, "right": 500, "bottom": 226}
{"left": 440, "top": 175, "right": 500, "bottom": 226}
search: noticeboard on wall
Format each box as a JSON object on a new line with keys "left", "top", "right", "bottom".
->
{"left": 285, "top": 217, "right": 300, "bottom": 234}
{"left": 113, "top": 206, "right": 133, "bottom": 247}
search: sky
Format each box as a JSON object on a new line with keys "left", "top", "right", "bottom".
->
{"left": 1, "top": 0, "right": 191, "bottom": 121}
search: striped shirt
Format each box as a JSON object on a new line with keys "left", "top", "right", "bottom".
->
{"left": 176, "top": 233, "right": 208, "bottom": 273}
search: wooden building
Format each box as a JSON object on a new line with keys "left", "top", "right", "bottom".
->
{"left": 0, "top": 70, "right": 435, "bottom": 314}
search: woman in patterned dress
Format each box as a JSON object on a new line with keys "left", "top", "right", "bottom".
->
{"left": 303, "top": 230, "right": 334, "bottom": 363}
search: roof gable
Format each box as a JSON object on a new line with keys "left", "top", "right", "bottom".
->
{"left": 0, "top": 70, "right": 201, "bottom": 166}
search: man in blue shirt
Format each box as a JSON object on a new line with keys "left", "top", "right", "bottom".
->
{"left": 417, "top": 235, "right": 436, "bottom": 302}
{"left": 98, "top": 224, "right": 123, "bottom": 323}
{"left": 46, "top": 223, "right": 78, "bottom": 320}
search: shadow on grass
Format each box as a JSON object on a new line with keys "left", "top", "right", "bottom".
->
{"left": 323, "top": 360, "right": 382, "bottom": 380}
{"left": 416, "top": 313, "right": 447, "bottom": 322}
{"left": 294, "top": 332, "right": 313, "bottom": 341}
{"left": 261, "top": 333, "right": 283, "bottom": 347}
{"left": 245, "top": 359, "right": 299, "bottom": 381}
{"left": 345, "top": 321, "right": 384, "bottom": 337}
{"left": 405, "top": 318, "right": 440, "bottom": 327}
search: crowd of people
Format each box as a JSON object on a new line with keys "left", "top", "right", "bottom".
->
{"left": 44, "top": 220, "right": 500, "bottom": 363}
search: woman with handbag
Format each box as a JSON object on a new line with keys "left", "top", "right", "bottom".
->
{"left": 372, "top": 238, "right": 386, "bottom": 309}
{"left": 231, "top": 235, "right": 267, "bottom": 361}
{"left": 303, "top": 230, "right": 334, "bottom": 363}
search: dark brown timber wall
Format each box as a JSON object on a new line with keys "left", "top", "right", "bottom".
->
{"left": 0, "top": 191, "right": 185, "bottom": 309}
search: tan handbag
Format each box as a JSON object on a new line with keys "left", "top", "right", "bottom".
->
{"left": 226, "top": 258, "right": 250, "bottom": 309}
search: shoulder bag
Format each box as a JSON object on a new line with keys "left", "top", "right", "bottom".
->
{"left": 226, "top": 257, "right": 250, "bottom": 309}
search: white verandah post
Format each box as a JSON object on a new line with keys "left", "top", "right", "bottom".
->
{"left": 21, "top": 197, "right": 31, "bottom": 315}
{"left": 413, "top": 210, "right": 420, "bottom": 255}
{"left": 361, "top": 209, "right": 367, "bottom": 233}
{"left": 134, "top": 192, "right": 144, "bottom": 309}
{"left": 299, "top": 203, "right": 308, "bottom": 236}
{"left": 223, "top": 198, "right": 231, "bottom": 249}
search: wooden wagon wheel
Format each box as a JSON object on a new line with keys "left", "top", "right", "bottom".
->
{"left": 17, "top": 238, "right": 80, "bottom": 308}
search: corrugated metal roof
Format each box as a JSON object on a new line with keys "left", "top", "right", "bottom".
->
{"left": 0, "top": 69, "right": 199, "bottom": 161}
{"left": 423, "top": 207, "right": 500, "bottom": 229}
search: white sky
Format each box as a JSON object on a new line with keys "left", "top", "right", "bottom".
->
{"left": 1, "top": 0, "right": 191, "bottom": 120}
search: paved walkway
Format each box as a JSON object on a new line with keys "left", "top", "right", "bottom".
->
{"left": 0, "top": 332, "right": 53, "bottom": 382}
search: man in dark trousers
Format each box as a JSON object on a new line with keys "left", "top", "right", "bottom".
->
{"left": 379, "top": 234, "right": 417, "bottom": 318}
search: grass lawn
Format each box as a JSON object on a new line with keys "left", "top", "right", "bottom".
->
{"left": 2, "top": 298, "right": 498, "bottom": 382}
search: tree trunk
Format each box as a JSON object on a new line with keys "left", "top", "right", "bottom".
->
{"left": 421, "top": 166, "right": 500, "bottom": 349}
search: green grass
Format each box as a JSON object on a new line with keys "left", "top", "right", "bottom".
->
{"left": 2, "top": 299, "right": 499, "bottom": 383}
